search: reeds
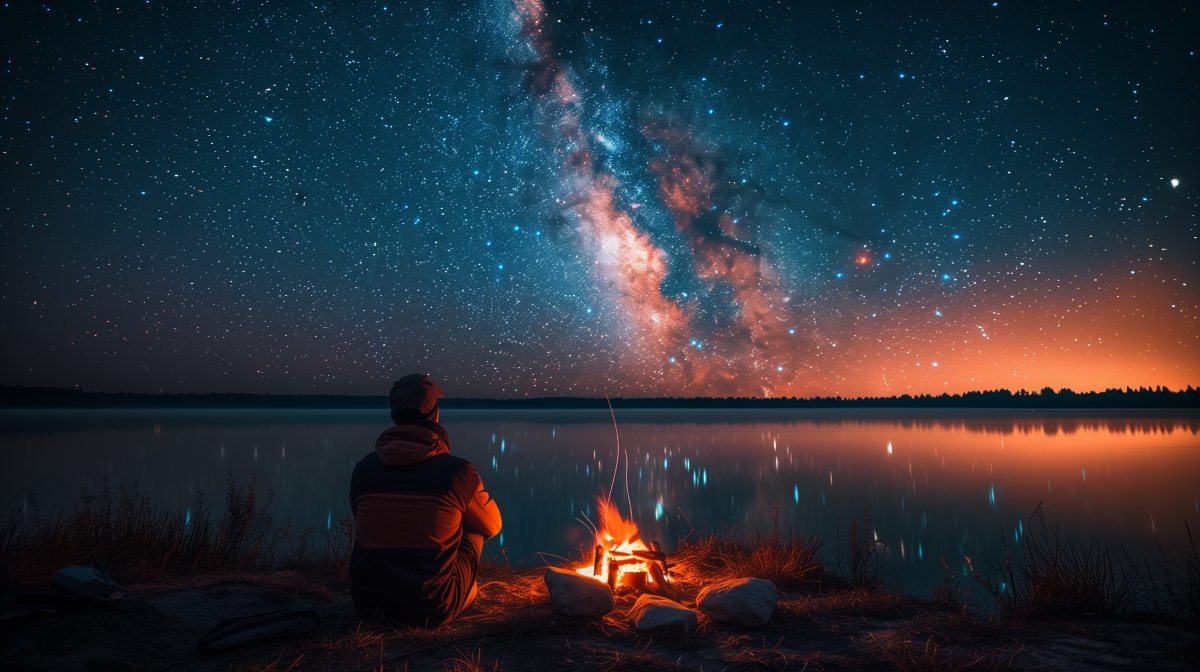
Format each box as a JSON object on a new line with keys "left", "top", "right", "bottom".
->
{"left": 967, "top": 503, "right": 1200, "bottom": 624}
{"left": 1151, "top": 520, "right": 1200, "bottom": 623}
{"left": 0, "top": 473, "right": 352, "bottom": 587}
{"left": 831, "top": 507, "right": 889, "bottom": 589}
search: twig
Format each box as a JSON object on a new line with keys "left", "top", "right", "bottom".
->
{"left": 623, "top": 448, "right": 633, "bottom": 522}
{"left": 533, "top": 551, "right": 568, "bottom": 563}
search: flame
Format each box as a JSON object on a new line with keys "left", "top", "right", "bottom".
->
{"left": 576, "top": 497, "right": 662, "bottom": 589}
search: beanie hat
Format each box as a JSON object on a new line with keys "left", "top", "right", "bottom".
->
{"left": 388, "top": 373, "right": 443, "bottom": 424}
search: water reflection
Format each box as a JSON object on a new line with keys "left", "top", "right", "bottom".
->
{"left": 2, "top": 409, "right": 1197, "bottom": 596}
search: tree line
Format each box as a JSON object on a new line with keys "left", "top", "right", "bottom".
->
{"left": 1, "top": 384, "right": 1197, "bottom": 409}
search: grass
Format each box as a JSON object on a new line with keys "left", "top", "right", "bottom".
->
{"left": 673, "top": 503, "right": 825, "bottom": 591}
{"left": 0, "top": 473, "right": 352, "bottom": 587}
{"left": 831, "top": 506, "right": 889, "bottom": 589}
{"left": 966, "top": 503, "right": 1200, "bottom": 624}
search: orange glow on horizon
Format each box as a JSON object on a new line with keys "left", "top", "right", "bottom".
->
{"left": 506, "top": 0, "right": 1197, "bottom": 399}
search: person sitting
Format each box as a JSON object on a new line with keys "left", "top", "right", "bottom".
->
{"left": 348, "top": 374, "right": 501, "bottom": 626}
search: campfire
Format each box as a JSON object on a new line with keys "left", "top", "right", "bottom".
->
{"left": 577, "top": 499, "right": 671, "bottom": 593}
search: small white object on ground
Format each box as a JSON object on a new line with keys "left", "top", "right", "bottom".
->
{"left": 696, "top": 577, "right": 778, "bottom": 628}
{"left": 543, "top": 567, "right": 614, "bottom": 617}
{"left": 628, "top": 594, "right": 698, "bottom": 632}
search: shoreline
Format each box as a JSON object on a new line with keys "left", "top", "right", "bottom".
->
{"left": 3, "top": 453, "right": 1197, "bottom": 670}
{"left": 4, "top": 560, "right": 1198, "bottom": 671}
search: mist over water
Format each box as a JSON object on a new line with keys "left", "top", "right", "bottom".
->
{"left": 4, "top": 409, "right": 1197, "bottom": 596}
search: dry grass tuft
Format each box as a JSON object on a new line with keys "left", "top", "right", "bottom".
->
{"left": 675, "top": 504, "right": 825, "bottom": 591}
{"left": 442, "top": 647, "right": 500, "bottom": 672}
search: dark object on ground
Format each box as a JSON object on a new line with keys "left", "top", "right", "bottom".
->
{"left": 196, "top": 608, "right": 321, "bottom": 653}
{"left": 51, "top": 562, "right": 126, "bottom": 600}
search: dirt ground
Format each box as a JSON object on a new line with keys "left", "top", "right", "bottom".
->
{"left": 2, "top": 561, "right": 1197, "bottom": 671}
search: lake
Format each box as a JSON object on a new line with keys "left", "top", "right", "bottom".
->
{"left": 3, "top": 409, "right": 1198, "bottom": 597}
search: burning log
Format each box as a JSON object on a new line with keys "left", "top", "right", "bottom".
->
{"left": 592, "top": 544, "right": 605, "bottom": 578}
{"left": 576, "top": 497, "right": 673, "bottom": 595}
{"left": 624, "top": 571, "right": 648, "bottom": 592}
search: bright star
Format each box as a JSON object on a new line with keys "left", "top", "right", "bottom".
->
{"left": 1170, "top": 179, "right": 1179, "bottom": 187}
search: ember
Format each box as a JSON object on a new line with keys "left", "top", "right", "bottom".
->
{"left": 577, "top": 499, "right": 671, "bottom": 592}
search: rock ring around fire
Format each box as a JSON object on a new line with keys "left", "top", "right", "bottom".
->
{"left": 696, "top": 577, "right": 778, "bottom": 628}
{"left": 543, "top": 567, "right": 615, "bottom": 617}
{"left": 628, "top": 594, "right": 698, "bottom": 633}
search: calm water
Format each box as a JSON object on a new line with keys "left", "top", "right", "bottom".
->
{"left": 4, "top": 409, "right": 1199, "bottom": 596}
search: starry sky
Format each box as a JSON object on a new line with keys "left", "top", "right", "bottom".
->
{"left": 1, "top": 0, "right": 1197, "bottom": 397}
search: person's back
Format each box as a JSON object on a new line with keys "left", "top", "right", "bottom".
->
{"left": 349, "top": 374, "right": 501, "bottom": 626}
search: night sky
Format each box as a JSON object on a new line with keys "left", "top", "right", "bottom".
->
{"left": 2, "top": 1, "right": 1196, "bottom": 397}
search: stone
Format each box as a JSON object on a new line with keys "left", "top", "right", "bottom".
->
{"left": 543, "top": 567, "right": 614, "bottom": 617}
{"left": 696, "top": 578, "right": 778, "bottom": 628}
{"left": 628, "top": 594, "right": 698, "bottom": 633}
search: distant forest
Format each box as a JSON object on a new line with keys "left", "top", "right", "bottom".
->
{"left": 1, "top": 385, "right": 1197, "bottom": 409}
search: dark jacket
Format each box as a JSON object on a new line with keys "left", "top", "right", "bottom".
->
{"left": 349, "top": 420, "right": 501, "bottom": 621}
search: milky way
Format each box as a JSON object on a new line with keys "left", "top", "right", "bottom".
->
{"left": 1, "top": 1, "right": 1196, "bottom": 395}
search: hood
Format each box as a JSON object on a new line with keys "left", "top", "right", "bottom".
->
{"left": 389, "top": 374, "right": 443, "bottom": 424}
{"left": 374, "top": 421, "right": 450, "bottom": 467}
